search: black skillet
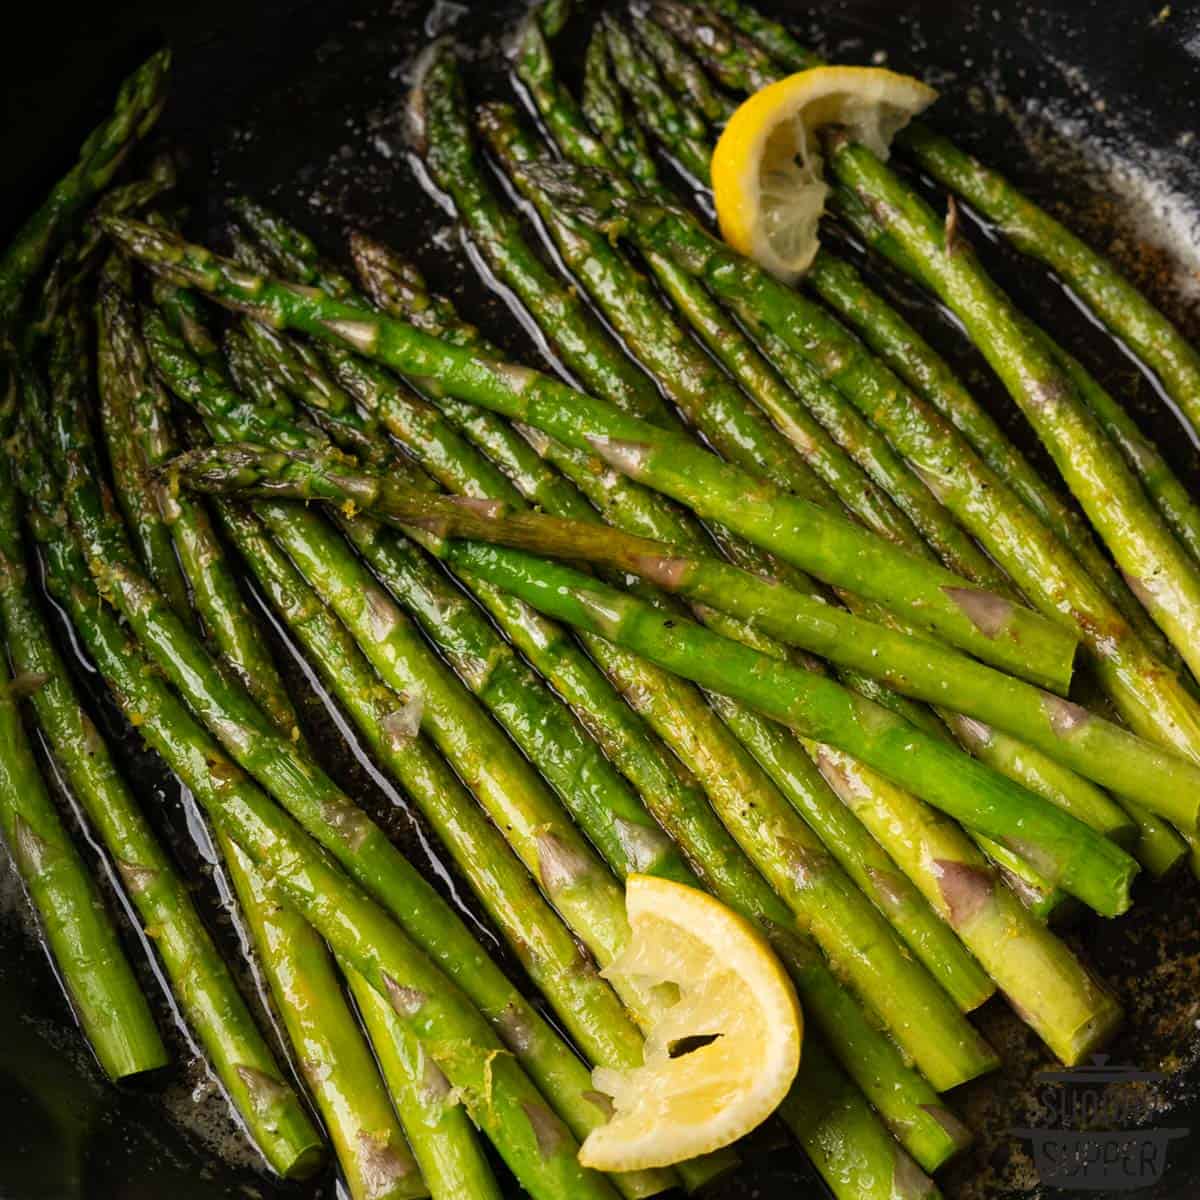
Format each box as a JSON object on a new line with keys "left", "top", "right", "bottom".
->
{"left": 4, "top": 1, "right": 1200, "bottom": 1197}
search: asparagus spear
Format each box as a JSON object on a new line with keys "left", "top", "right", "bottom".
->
{"left": 0, "top": 377, "right": 165, "bottom": 1083}
{"left": 31, "top": 155, "right": 178, "bottom": 343}
{"left": 1034, "top": 326, "right": 1200, "bottom": 568}
{"left": 0, "top": 634, "right": 166, "bottom": 1081}
{"left": 337, "top": 240, "right": 969, "bottom": 1176}
{"left": 95, "top": 272, "right": 194, "bottom": 623}
{"left": 226, "top": 846, "right": 424, "bottom": 1198}
{"left": 652, "top": 0, "right": 782, "bottom": 93}
{"left": 16, "top": 470, "right": 616, "bottom": 1200}
{"left": 601, "top": 18, "right": 712, "bottom": 184}
{"left": 581, "top": 26, "right": 665, "bottom": 195}
{"left": 199, "top": 448, "right": 1199, "bottom": 828}
{"left": 804, "top": 248, "right": 1184, "bottom": 657}
{"left": 778, "top": 1035, "right": 941, "bottom": 1200}
{"left": 898, "top": 120, "right": 1200, "bottom": 442}
{"left": 0, "top": 49, "right": 170, "bottom": 325}
{"left": 1, "top": 380, "right": 326, "bottom": 1177}
{"left": 697, "top": 0, "right": 822, "bottom": 71}
{"left": 630, "top": 12, "right": 737, "bottom": 125}
{"left": 410, "top": 40, "right": 671, "bottom": 428}
{"left": 101, "top": 216, "right": 1078, "bottom": 685}
{"left": 344, "top": 965, "right": 504, "bottom": 1200}
{"left": 103, "top": 287, "right": 425, "bottom": 1198}
{"left": 829, "top": 140, "right": 1200, "bottom": 688}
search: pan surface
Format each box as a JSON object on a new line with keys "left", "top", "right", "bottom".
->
{"left": 3, "top": 1, "right": 1200, "bottom": 1197}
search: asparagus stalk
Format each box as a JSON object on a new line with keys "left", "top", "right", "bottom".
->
{"left": 105, "top": 288, "right": 425, "bottom": 1198}
{"left": 0, "top": 384, "right": 325, "bottom": 1177}
{"left": 0, "top": 379, "right": 165, "bottom": 1083}
{"left": 830, "top": 140, "right": 1200, "bottom": 681}
{"left": 0, "top": 641, "right": 167, "bottom": 1081}
{"left": 95, "top": 273, "right": 194, "bottom": 623}
{"left": 898, "top": 120, "right": 1200, "bottom": 442}
{"left": 652, "top": 1, "right": 782, "bottom": 93}
{"left": 601, "top": 17, "right": 712, "bottom": 184}
{"left": 1035, "top": 326, "right": 1200, "bottom": 568}
{"left": 31, "top": 154, "right": 178, "bottom": 343}
{"left": 630, "top": 12, "right": 737, "bottom": 126}
{"left": 1069, "top": 676, "right": 1190, "bottom": 881}
{"left": 0, "top": 49, "right": 170, "bottom": 325}
{"left": 226, "top": 846, "right": 425, "bottom": 1198}
{"left": 581, "top": 26, "right": 665, "bottom": 195}
{"left": 778, "top": 1034, "right": 941, "bottom": 1200}
{"left": 411, "top": 40, "right": 671, "bottom": 428}
{"left": 101, "top": 216, "right": 1079, "bottom": 684}
{"left": 805, "top": 248, "right": 1184, "bottom": 658}
{"left": 344, "top": 965, "right": 504, "bottom": 1200}
{"left": 697, "top": 0, "right": 823, "bottom": 71}
{"left": 336, "top": 240, "right": 970, "bottom": 1173}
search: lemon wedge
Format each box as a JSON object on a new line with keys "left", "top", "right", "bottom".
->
{"left": 578, "top": 876, "right": 802, "bottom": 1172}
{"left": 712, "top": 66, "right": 938, "bottom": 281}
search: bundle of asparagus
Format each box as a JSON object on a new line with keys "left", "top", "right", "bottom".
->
{"left": 6, "top": 2, "right": 1200, "bottom": 1198}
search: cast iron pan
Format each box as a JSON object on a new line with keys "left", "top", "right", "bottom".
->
{"left": 4, "top": 1, "right": 1200, "bottom": 1197}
